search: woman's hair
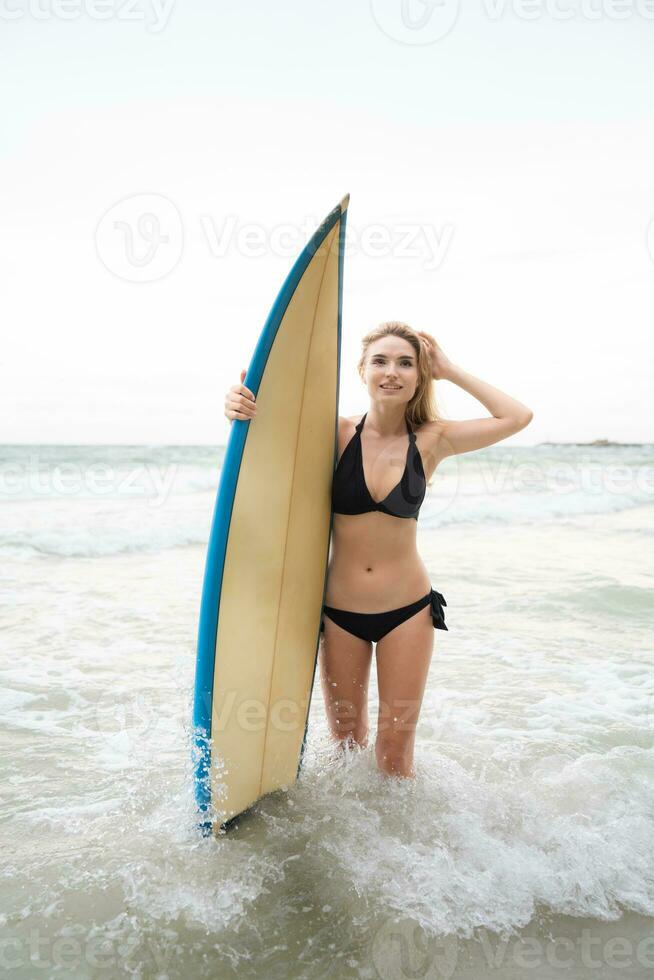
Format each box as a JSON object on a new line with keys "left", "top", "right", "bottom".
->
{"left": 356, "top": 320, "right": 445, "bottom": 430}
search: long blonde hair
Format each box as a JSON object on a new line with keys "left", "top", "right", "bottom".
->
{"left": 356, "top": 320, "right": 445, "bottom": 429}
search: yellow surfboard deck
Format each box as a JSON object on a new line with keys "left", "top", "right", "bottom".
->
{"left": 193, "top": 195, "right": 349, "bottom": 834}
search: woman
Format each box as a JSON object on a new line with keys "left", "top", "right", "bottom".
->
{"left": 224, "top": 321, "right": 533, "bottom": 779}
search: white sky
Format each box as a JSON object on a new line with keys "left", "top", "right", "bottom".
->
{"left": 2, "top": 1, "right": 654, "bottom": 445}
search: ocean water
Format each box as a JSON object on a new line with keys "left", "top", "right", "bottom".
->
{"left": 1, "top": 442, "right": 653, "bottom": 979}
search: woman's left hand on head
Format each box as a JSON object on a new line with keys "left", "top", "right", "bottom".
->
{"left": 416, "top": 331, "right": 453, "bottom": 381}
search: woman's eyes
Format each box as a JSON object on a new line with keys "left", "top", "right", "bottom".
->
{"left": 373, "top": 359, "right": 411, "bottom": 366}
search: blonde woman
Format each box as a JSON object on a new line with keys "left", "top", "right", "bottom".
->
{"left": 224, "top": 322, "right": 533, "bottom": 779}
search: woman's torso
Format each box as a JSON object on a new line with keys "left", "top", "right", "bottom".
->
{"left": 325, "top": 413, "right": 442, "bottom": 611}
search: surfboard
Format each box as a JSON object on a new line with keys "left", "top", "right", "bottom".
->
{"left": 192, "top": 194, "right": 349, "bottom": 835}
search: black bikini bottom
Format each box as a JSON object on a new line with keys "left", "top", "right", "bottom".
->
{"left": 320, "top": 588, "right": 447, "bottom": 644}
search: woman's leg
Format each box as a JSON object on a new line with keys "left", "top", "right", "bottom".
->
{"left": 374, "top": 600, "right": 435, "bottom": 778}
{"left": 319, "top": 615, "right": 373, "bottom": 751}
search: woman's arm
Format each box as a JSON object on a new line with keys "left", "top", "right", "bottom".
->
{"left": 417, "top": 331, "right": 533, "bottom": 458}
{"left": 437, "top": 363, "right": 533, "bottom": 456}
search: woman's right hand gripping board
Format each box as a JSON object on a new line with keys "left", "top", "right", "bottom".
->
{"left": 224, "top": 369, "right": 257, "bottom": 422}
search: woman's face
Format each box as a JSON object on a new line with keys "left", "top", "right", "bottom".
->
{"left": 363, "top": 338, "right": 419, "bottom": 403}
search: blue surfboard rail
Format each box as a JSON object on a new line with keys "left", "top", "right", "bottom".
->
{"left": 192, "top": 195, "right": 349, "bottom": 835}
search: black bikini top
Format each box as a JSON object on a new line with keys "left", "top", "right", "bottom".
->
{"left": 331, "top": 412, "right": 427, "bottom": 521}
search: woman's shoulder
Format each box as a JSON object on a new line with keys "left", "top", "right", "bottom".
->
{"left": 338, "top": 414, "right": 364, "bottom": 431}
